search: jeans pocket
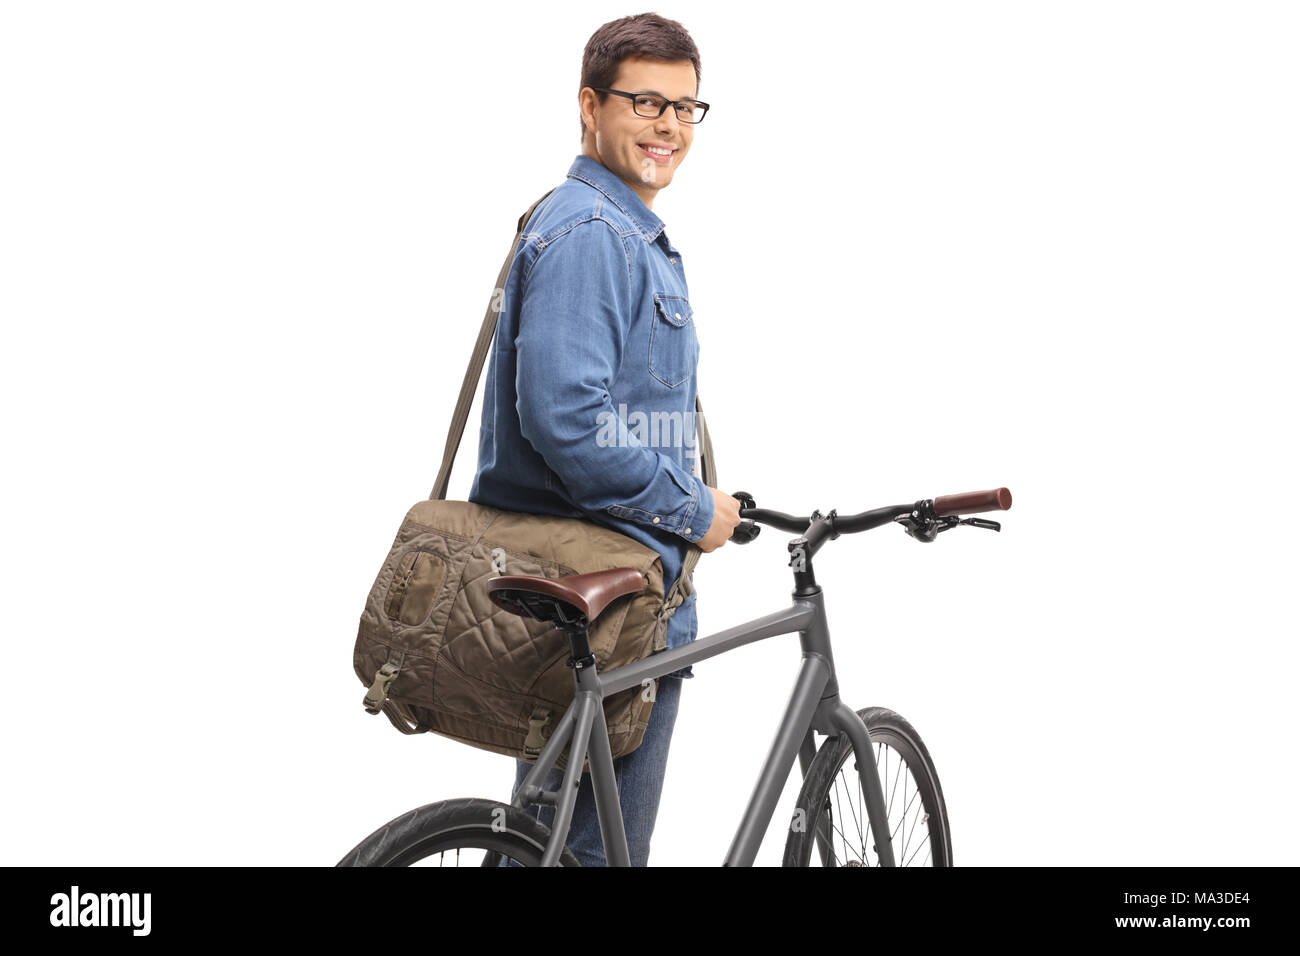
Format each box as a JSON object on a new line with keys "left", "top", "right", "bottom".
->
{"left": 649, "top": 293, "right": 697, "bottom": 388}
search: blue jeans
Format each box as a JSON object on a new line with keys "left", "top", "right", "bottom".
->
{"left": 505, "top": 674, "right": 684, "bottom": 866}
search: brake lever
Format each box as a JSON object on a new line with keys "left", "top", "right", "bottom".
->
{"left": 933, "top": 516, "right": 1001, "bottom": 534}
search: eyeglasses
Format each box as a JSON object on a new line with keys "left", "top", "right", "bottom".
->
{"left": 592, "top": 88, "right": 710, "bottom": 125}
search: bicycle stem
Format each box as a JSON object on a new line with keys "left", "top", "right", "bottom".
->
{"left": 741, "top": 500, "right": 933, "bottom": 595}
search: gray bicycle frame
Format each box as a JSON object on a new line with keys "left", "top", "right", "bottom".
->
{"left": 511, "top": 587, "right": 898, "bottom": 867}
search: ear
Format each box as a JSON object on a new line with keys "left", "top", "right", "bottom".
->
{"left": 579, "top": 87, "right": 599, "bottom": 133}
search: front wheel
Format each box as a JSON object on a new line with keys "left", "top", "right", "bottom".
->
{"left": 783, "top": 706, "right": 952, "bottom": 867}
{"left": 336, "top": 797, "right": 581, "bottom": 867}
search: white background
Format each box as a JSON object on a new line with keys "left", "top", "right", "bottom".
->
{"left": 2, "top": 0, "right": 1296, "bottom": 866}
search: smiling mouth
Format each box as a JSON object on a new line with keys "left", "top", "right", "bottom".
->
{"left": 637, "top": 143, "right": 676, "bottom": 164}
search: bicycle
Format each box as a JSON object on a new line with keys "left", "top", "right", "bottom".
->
{"left": 337, "top": 486, "right": 1012, "bottom": 867}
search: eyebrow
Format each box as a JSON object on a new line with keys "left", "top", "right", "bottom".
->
{"left": 637, "top": 89, "right": 701, "bottom": 102}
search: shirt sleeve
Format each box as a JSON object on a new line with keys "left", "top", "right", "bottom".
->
{"left": 514, "top": 219, "right": 712, "bottom": 544}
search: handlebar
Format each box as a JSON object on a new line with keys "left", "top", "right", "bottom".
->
{"left": 728, "top": 487, "right": 1013, "bottom": 547}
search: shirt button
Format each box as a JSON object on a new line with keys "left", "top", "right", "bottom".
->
{"left": 674, "top": 312, "right": 682, "bottom": 321}
{"left": 684, "top": 527, "right": 692, "bottom": 535}
{"left": 669, "top": 257, "right": 676, "bottom": 264}
{"left": 652, "top": 516, "right": 660, "bottom": 524}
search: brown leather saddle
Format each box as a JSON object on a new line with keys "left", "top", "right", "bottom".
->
{"left": 487, "top": 568, "right": 645, "bottom": 632}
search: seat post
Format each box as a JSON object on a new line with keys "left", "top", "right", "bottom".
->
{"left": 562, "top": 623, "right": 596, "bottom": 672}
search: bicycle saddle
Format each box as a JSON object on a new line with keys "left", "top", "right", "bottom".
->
{"left": 487, "top": 568, "right": 645, "bottom": 631}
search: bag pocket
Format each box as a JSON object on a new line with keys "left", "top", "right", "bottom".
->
{"left": 649, "top": 293, "right": 697, "bottom": 388}
{"left": 384, "top": 550, "right": 448, "bottom": 626}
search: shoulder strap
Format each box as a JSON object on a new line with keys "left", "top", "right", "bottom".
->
{"left": 428, "top": 191, "right": 717, "bottom": 646}
{"left": 429, "top": 190, "right": 557, "bottom": 502}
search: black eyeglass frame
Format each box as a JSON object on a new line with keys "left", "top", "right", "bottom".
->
{"left": 591, "top": 87, "right": 710, "bottom": 124}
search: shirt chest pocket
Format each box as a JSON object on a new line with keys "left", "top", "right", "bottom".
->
{"left": 649, "top": 293, "right": 698, "bottom": 389}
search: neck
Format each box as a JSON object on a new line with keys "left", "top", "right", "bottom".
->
{"left": 582, "top": 141, "right": 655, "bottom": 210}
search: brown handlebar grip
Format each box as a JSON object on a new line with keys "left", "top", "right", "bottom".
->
{"left": 933, "top": 487, "right": 1013, "bottom": 516}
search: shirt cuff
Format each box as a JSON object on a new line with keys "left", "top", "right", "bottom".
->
{"left": 678, "top": 473, "right": 714, "bottom": 545}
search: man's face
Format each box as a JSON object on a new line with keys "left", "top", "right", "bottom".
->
{"left": 581, "top": 56, "right": 698, "bottom": 208}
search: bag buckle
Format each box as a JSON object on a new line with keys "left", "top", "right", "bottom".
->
{"left": 363, "top": 661, "right": 401, "bottom": 715}
{"left": 523, "top": 707, "right": 551, "bottom": 758}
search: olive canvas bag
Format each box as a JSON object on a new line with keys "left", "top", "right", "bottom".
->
{"left": 352, "top": 191, "right": 717, "bottom": 769}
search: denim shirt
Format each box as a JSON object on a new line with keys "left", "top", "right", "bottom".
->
{"left": 469, "top": 154, "right": 713, "bottom": 676}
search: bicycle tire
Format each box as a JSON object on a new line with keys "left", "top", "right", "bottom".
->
{"left": 336, "top": 797, "right": 581, "bottom": 867}
{"left": 782, "top": 706, "right": 952, "bottom": 867}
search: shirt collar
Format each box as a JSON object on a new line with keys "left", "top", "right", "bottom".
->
{"left": 566, "top": 154, "right": 666, "bottom": 244}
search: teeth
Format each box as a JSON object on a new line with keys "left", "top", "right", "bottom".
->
{"left": 642, "top": 145, "right": 672, "bottom": 156}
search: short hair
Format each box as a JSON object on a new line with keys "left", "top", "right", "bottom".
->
{"left": 579, "top": 12, "right": 702, "bottom": 141}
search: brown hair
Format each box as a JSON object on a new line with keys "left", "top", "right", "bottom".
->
{"left": 579, "top": 12, "right": 702, "bottom": 141}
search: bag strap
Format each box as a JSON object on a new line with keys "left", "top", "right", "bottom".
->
{"left": 429, "top": 190, "right": 557, "bottom": 503}
{"left": 381, "top": 700, "right": 432, "bottom": 735}
{"left": 427, "top": 191, "right": 717, "bottom": 644}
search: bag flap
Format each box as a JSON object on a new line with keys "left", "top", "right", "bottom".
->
{"left": 403, "top": 499, "right": 663, "bottom": 577}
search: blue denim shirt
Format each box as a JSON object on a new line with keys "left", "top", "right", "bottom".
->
{"left": 469, "top": 154, "right": 713, "bottom": 676}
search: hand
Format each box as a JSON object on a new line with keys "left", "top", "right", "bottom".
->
{"left": 696, "top": 486, "right": 742, "bottom": 553}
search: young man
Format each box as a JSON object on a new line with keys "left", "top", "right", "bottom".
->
{"left": 468, "top": 12, "right": 741, "bottom": 865}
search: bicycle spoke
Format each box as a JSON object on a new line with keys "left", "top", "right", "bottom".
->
{"left": 832, "top": 790, "right": 863, "bottom": 863}
{"left": 823, "top": 812, "right": 867, "bottom": 865}
{"left": 810, "top": 733, "right": 940, "bottom": 868}
{"left": 832, "top": 774, "right": 865, "bottom": 863}
{"left": 890, "top": 786, "right": 921, "bottom": 845}
{"left": 826, "top": 738, "right": 938, "bottom": 867}
{"left": 813, "top": 798, "right": 841, "bottom": 866}
{"left": 820, "top": 773, "right": 868, "bottom": 867}
{"left": 886, "top": 746, "right": 903, "bottom": 823}
{"left": 899, "top": 776, "right": 918, "bottom": 863}
{"left": 832, "top": 779, "right": 848, "bottom": 860}
{"left": 858, "top": 766, "right": 865, "bottom": 856}
{"left": 904, "top": 834, "right": 931, "bottom": 867}
{"left": 835, "top": 767, "right": 865, "bottom": 848}
{"left": 901, "top": 790, "right": 925, "bottom": 861}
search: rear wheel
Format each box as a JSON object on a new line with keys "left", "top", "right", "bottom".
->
{"left": 783, "top": 707, "right": 952, "bottom": 867}
{"left": 336, "top": 797, "right": 581, "bottom": 867}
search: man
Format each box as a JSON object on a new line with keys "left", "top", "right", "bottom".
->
{"left": 468, "top": 12, "right": 741, "bottom": 865}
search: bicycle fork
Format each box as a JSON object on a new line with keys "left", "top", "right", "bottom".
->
{"left": 724, "top": 651, "right": 897, "bottom": 867}
{"left": 810, "top": 696, "right": 898, "bottom": 867}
